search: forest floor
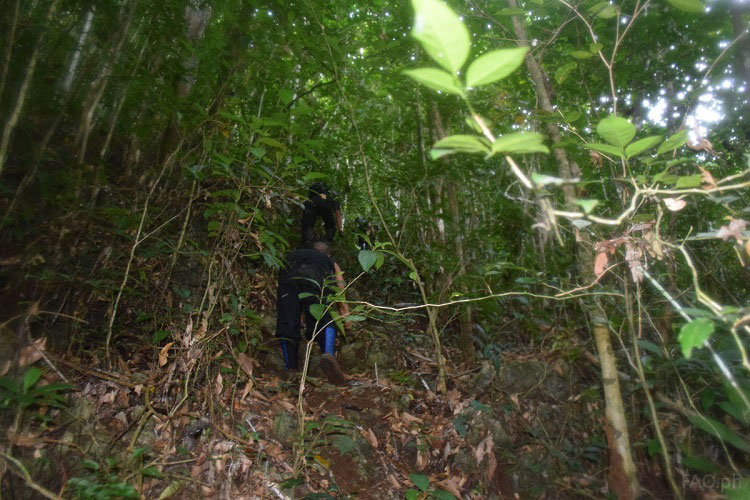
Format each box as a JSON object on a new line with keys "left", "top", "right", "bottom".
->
{"left": 2, "top": 313, "right": 708, "bottom": 500}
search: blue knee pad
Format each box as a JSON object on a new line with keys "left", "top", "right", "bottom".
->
{"left": 324, "top": 327, "right": 336, "bottom": 355}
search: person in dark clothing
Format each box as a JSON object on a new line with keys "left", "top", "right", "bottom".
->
{"left": 356, "top": 217, "right": 379, "bottom": 251}
{"left": 301, "top": 182, "right": 343, "bottom": 245}
{"left": 275, "top": 241, "right": 350, "bottom": 385}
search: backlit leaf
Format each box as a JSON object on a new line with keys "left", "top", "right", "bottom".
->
{"left": 588, "top": 2, "right": 618, "bottom": 18}
{"left": 434, "top": 134, "right": 490, "bottom": 154}
{"left": 574, "top": 198, "right": 599, "bottom": 214}
{"left": 411, "top": 0, "right": 470, "bottom": 74}
{"left": 554, "top": 62, "right": 576, "bottom": 84}
{"left": 667, "top": 0, "right": 705, "bottom": 13}
{"left": 570, "top": 51, "right": 593, "bottom": 59}
{"left": 597, "top": 115, "right": 635, "bottom": 148}
{"left": 584, "top": 143, "right": 624, "bottom": 158}
{"left": 491, "top": 132, "right": 548, "bottom": 154}
{"left": 674, "top": 174, "right": 703, "bottom": 188}
{"left": 656, "top": 129, "right": 689, "bottom": 155}
{"left": 403, "top": 68, "right": 464, "bottom": 95}
{"left": 678, "top": 318, "right": 714, "bottom": 358}
{"left": 624, "top": 135, "right": 663, "bottom": 158}
{"left": 466, "top": 47, "right": 528, "bottom": 87}
{"left": 531, "top": 173, "right": 565, "bottom": 186}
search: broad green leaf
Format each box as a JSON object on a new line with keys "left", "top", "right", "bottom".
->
{"left": 588, "top": 2, "right": 618, "bottom": 18}
{"left": 430, "top": 148, "right": 454, "bottom": 160}
{"left": 309, "top": 303, "right": 325, "bottom": 321}
{"left": 433, "top": 490, "right": 456, "bottom": 500}
{"left": 727, "top": 479, "right": 750, "bottom": 500}
{"left": 403, "top": 68, "right": 463, "bottom": 95}
{"left": 597, "top": 115, "right": 635, "bottom": 148}
{"left": 656, "top": 129, "right": 689, "bottom": 155}
{"left": 331, "top": 434, "right": 357, "bottom": 454}
{"left": 682, "top": 455, "right": 721, "bottom": 474}
{"left": 297, "top": 292, "right": 316, "bottom": 299}
{"left": 667, "top": 0, "right": 705, "bottom": 13}
{"left": 142, "top": 466, "right": 164, "bottom": 478}
{"left": 491, "top": 132, "right": 548, "bottom": 154}
{"left": 465, "top": 47, "right": 529, "bottom": 87}
{"left": 405, "top": 489, "right": 421, "bottom": 500}
{"left": 570, "top": 51, "right": 593, "bottom": 59}
{"left": 724, "top": 384, "right": 750, "bottom": 424}
{"left": 625, "top": 135, "right": 663, "bottom": 158}
{"left": 409, "top": 473, "right": 430, "bottom": 492}
{"left": 554, "top": 62, "right": 576, "bottom": 84}
{"left": 584, "top": 143, "right": 624, "bottom": 158}
{"left": 302, "top": 172, "right": 327, "bottom": 182}
{"left": 589, "top": 42, "right": 603, "bottom": 53}
{"left": 375, "top": 251, "right": 385, "bottom": 269}
{"left": 563, "top": 110, "right": 581, "bottom": 123}
{"left": 411, "top": 0, "right": 470, "bottom": 74}
{"left": 249, "top": 147, "right": 265, "bottom": 158}
{"left": 687, "top": 414, "right": 750, "bottom": 453}
{"left": 674, "top": 174, "right": 703, "bottom": 188}
{"left": 408, "top": 270, "right": 419, "bottom": 282}
{"left": 22, "top": 367, "right": 42, "bottom": 392}
{"left": 532, "top": 173, "right": 565, "bottom": 186}
{"left": 358, "top": 249, "right": 377, "bottom": 272}
{"left": 434, "top": 134, "right": 490, "bottom": 154}
{"left": 257, "top": 137, "right": 286, "bottom": 150}
{"left": 574, "top": 198, "right": 599, "bottom": 214}
{"left": 678, "top": 318, "right": 714, "bottom": 358}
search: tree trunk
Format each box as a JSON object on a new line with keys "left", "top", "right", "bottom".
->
{"left": 508, "top": 2, "right": 639, "bottom": 497}
{"left": 0, "top": 0, "right": 61, "bottom": 176}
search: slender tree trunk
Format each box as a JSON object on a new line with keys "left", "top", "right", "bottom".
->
{"left": 0, "top": 0, "right": 61, "bottom": 176}
{"left": 0, "top": 0, "right": 21, "bottom": 102}
{"left": 62, "top": 7, "right": 94, "bottom": 95}
{"left": 509, "top": 2, "right": 639, "bottom": 497}
{"left": 74, "top": 4, "right": 135, "bottom": 165}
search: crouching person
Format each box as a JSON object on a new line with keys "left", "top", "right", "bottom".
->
{"left": 275, "top": 241, "right": 350, "bottom": 385}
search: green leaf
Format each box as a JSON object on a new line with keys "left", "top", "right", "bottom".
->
{"left": 727, "top": 479, "right": 750, "bottom": 500}
{"left": 465, "top": 47, "right": 529, "bottom": 87}
{"left": 358, "top": 249, "right": 378, "bottom": 272}
{"left": 597, "top": 115, "right": 636, "bottom": 148}
{"left": 405, "top": 489, "right": 421, "bottom": 500}
{"left": 531, "top": 173, "right": 565, "bottom": 186}
{"left": 570, "top": 51, "right": 593, "bottom": 59}
{"left": 667, "top": 0, "right": 705, "bottom": 13}
{"left": 588, "top": 2, "right": 618, "bottom": 18}
{"left": 157, "top": 480, "right": 186, "bottom": 500}
{"left": 574, "top": 198, "right": 599, "bottom": 214}
{"left": 430, "top": 148, "right": 454, "bottom": 160}
{"left": 142, "top": 466, "right": 164, "bottom": 478}
{"left": 408, "top": 270, "right": 419, "bottom": 282}
{"left": 433, "top": 490, "right": 456, "bottom": 500}
{"left": 433, "top": 135, "right": 490, "bottom": 154}
{"left": 257, "top": 137, "right": 286, "bottom": 150}
{"left": 309, "top": 303, "right": 325, "bottom": 321}
{"left": 682, "top": 455, "right": 721, "bottom": 474}
{"left": 687, "top": 414, "right": 750, "bottom": 453}
{"left": 297, "top": 292, "right": 316, "bottom": 299}
{"left": 403, "top": 68, "right": 464, "bottom": 95}
{"left": 584, "top": 143, "right": 624, "bottom": 158}
{"left": 375, "top": 251, "right": 385, "bottom": 270}
{"left": 624, "top": 135, "right": 664, "bottom": 158}
{"left": 22, "top": 367, "right": 42, "bottom": 392}
{"left": 678, "top": 318, "right": 714, "bottom": 358}
{"left": 554, "top": 62, "right": 576, "bottom": 84}
{"left": 491, "top": 132, "right": 548, "bottom": 154}
{"left": 674, "top": 174, "right": 703, "bottom": 188}
{"left": 331, "top": 434, "right": 357, "bottom": 454}
{"left": 589, "top": 42, "right": 603, "bottom": 53}
{"left": 656, "top": 129, "right": 689, "bottom": 155}
{"left": 411, "top": 0, "right": 470, "bottom": 74}
{"left": 409, "top": 473, "right": 430, "bottom": 492}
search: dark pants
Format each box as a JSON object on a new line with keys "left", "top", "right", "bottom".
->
{"left": 275, "top": 276, "right": 334, "bottom": 368}
{"left": 302, "top": 203, "right": 337, "bottom": 244}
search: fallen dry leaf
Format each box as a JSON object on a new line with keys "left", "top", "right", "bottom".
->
{"left": 400, "top": 412, "right": 423, "bottom": 424}
{"left": 17, "top": 337, "right": 46, "bottom": 367}
{"left": 717, "top": 218, "right": 748, "bottom": 242}
{"left": 236, "top": 353, "right": 254, "bottom": 378}
{"left": 362, "top": 427, "right": 378, "bottom": 448}
{"left": 663, "top": 198, "right": 686, "bottom": 212}
{"left": 159, "top": 341, "right": 175, "bottom": 367}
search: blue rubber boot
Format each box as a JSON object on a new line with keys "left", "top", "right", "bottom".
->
{"left": 324, "top": 326, "right": 336, "bottom": 356}
{"left": 280, "top": 340, "right": 298, "bottom": 370}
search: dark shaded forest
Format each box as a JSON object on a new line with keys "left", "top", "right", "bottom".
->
{"left": 1, "top": 0, "right": 750, "bottom": 498}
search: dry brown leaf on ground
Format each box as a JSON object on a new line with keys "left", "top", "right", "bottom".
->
{"left": 17, "top": 337, "right": 46, "bottom": 367}
{"left": 159, "top": 341, "right": 174, "bottom": 366}
{"left": 214, "top": 372, "right": 223, "bottom": 397}
{"left": 235, "top": 353, "right": 254, "bottom": 378}
{"left": 400, "top": 412, "right": 423, "bottom": 424}
{"left": 436, "top": 476, "right": 464, "bottom": 497}
{"left": 361, "top": 427, "right": 378, "bottom": 448}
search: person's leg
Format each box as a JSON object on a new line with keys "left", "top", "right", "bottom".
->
{"left": 320, "top": 206, "right": 337, "bottom": 242}
{"left": 276, "top": 279, "right": 301, "bottom": 370}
